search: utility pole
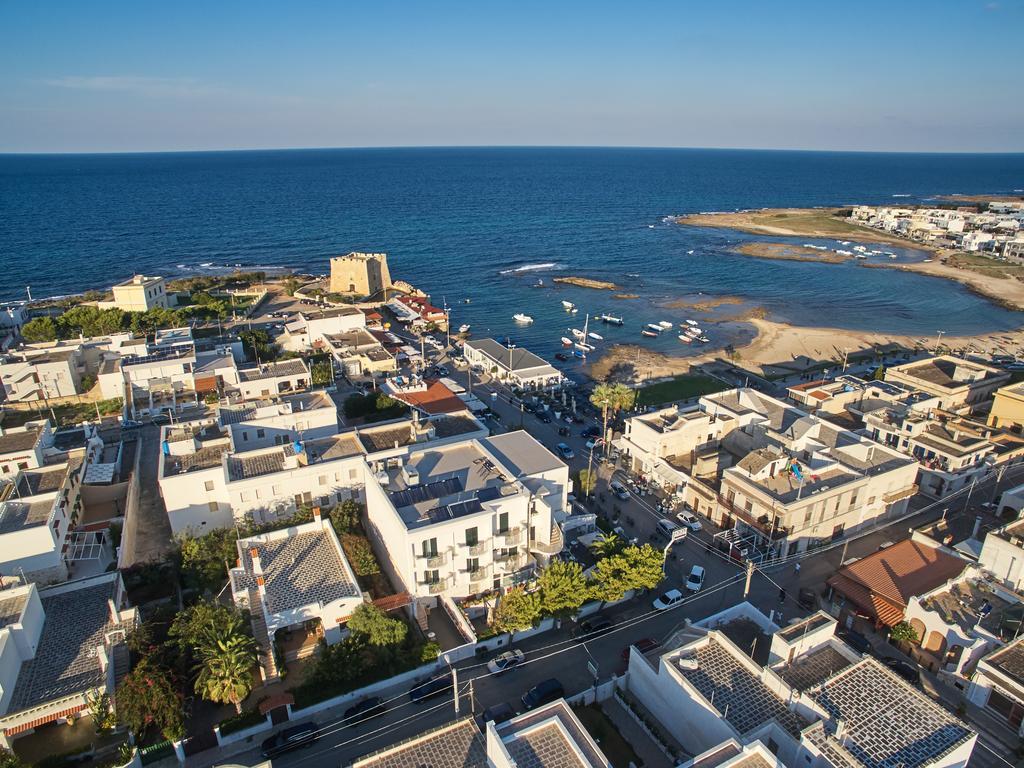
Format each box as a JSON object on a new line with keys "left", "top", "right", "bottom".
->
{"left": 991, "top": 463, "right": 1008, "bottom": 504}
{"left": 743, "top": 559, "right": 755, "bottom": 598}
{"left": 451, "top": 664, "right": 459, "bottom": 716}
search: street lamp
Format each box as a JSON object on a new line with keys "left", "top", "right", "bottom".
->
{"left": 935, "top": 330, "right": 946, "bottom": 354}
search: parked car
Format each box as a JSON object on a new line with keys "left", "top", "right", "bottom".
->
{"left": 581, "top": 426, "right": 601, "bottom": 438}
{"left": 342, "top": 697, "right": 387, "bottom": 726}
{"left": 435, "top": 365, "right": 450, "bottom": 376}
{"left": 655, "top": 518, "right": 686, "bottom": 542}
{"left": 260, "top": 722, "right": 319, "bottom": 758}
{"left": 557, "top": 426, "right": 571, "bottom": 437}
{"left": 610, "top": 480, "right": 630, "bottom": 500}
{"left": 150, "top": 413, "right": 171, "bottom": 425}
{"left": 409, "top": 672, "right": 454, "bottom": 703}
{"left": 676, "top": 510, "right": 702, "bottom": 531}
{"left": 572, "top": 615, "right": 614, "bottom": 641}
{"left": 685, "top": 565, "right": 706, "bottom": 592}
{"left": 653, "top": 589, "right": 684, "bottom": 611}
{"left": 477, "top": 702, "right": 516, "bottom": 728}
{"left": 838, "top": 628, "right": 872, "bottom": 655}
{"left": 620, "top": 638, "right": 661, "bottom": 662}
{"left": 538, "top": 412, "right": 552, "bottom": 424}
{"left": 585, "top": 438, "right": 598, "bottom": 450}
{"left": 487, "top": 649, "right": 526, "bottom": 676}
{"left": 119, "top": 419, "right": 143, "bottom": 430}
{"left": 556, "top": 442, "right": 575, "bottom": 460}
{"left": 521, "top": 678, "right": 565, "bottom": 710}
{"left": 882, "top": 657, "right": 921, "bottom": 686}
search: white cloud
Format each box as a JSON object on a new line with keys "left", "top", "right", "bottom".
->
{"left": 41, "top": 76, "right": 222, "bottom": 98}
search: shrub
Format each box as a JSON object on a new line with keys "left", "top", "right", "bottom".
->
{"left": 218, "top": 708, "right": 266, "bottom": 736}
{"left": 341, "top": 534, "right": 381, "bottom": 576}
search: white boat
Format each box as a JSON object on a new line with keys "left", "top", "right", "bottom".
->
{"left": 561, "top": 300, "right": 575, "bottom": 310}
{"left": 645, "top": 323, "right": 663, "bottom": 333}
{"left": 853, "top": 245, "right": 868, "bottom": 253}
{"left": 600, "top": 314, "right": 624, "bottom": 325}
{"left": 648, "top": 225, "right": 655, "bottom": 229}
{"left": 535, "top": 279, "right": 544, "bottom": 287}
{"left": 458, "top": 324, "right": 471, "bottom": 333}
{"left": 641, "top": 329, "right": 659, "bottom": 338}
{"left": 835, "top": 249, "right": 853, "bottom": 256}
{"left": 687, "top": 249, "right": 695, "bottom": 255}
{"left": 696, "top": 335, "right": 709, "bottom": 343}
{"left": 888, "top": 254, "right": 898, "bottom": 259}
{"left": 657, "top": 321, "right": 673, "bottom": 329}
{"left": 854, "top": 253, "right": 867, "bottom": 259}
{"left": 561, "top": 336, "right": 573, "bottom": 346}
{"left": 685, "top": 326, "right": 702, "bottom": 337}
{"left": 685, "top": 319, "right": 699, "bottom": 327}
{"left": 588, "top": 332, "right": 603, "bottom": 341}
{"left": 574, "top": 341, "right": 594, "bottom": 352}
{"left": 678, "top": 334, "right": 692, "bottom": 343}
{"left": 570, "top": 307, "right": 578, "bottom": 314}
{"left": 513, "top": 313, "right": 533, "bottom": 324}
{"left": 571, "top": 328, "right": 586, "bottom": 340}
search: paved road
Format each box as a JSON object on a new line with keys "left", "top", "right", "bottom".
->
{"left": 125, "top": 424, "right": 175, "bottom": 564}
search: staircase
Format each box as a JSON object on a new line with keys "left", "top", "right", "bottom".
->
{"left": 247, "top": 589, "right": 280, "bottom": 683}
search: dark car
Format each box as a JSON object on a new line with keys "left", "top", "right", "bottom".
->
{"left": 342, "top": 696, "right": 387, "bottom": 726}
{"left": 409, "top": 672, "right": 454, "bottom": 703}
{"left": 581, "top": 426, "right": 601, "bottom": 438}
{"left": 521, "top": 678, "right": 565, "bottom": 710}
{"left": 620, "top": 637, "right": 661, "bottom": 662}
{"left": 797, "top": 587, "right": 817, "bottom": 611}
{"left": 538, "top": 412, "right": 552, "bottom": 423}
{"left": 572, "top": 615, "right": 614, "bottom": 642}
{"left": 477, "top": 702, "right": 516, "bottom": 728}
{"left": 558, "top": 426, "right": 571, "bottom": 436}
{"left": 882, "top": 657, "right": 921, "bottom": 686}
{"left": 150, "top": 413, "right": 171, "bottom": 425}
{"left": 260, "top": 722, "right": 319, "bottom": 758}
{"left": 838, "top": 628, "right": 872, "bottom": 655}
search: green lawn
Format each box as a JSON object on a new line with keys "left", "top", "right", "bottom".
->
{"left": 635, "top": 373, "right": 729, "bottom": 406}
{"left": 572, "top": 705, "right": 641, "bottom": 768}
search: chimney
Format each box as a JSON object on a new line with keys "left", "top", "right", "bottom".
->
{"left": 250, "top": 547, "right": 262, "bottom": 575}
{"left": 973, "top": 516, "right": 983, "bottom": 539}
{"left": 313, "top": 506, "right": 322, "bottom": 523}
{"left": 107, "top": 598, "right": 119, "bottom": 624}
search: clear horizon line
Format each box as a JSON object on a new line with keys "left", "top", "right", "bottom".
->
{"left": 3, "top": 142, "right": 1024, "bottom": 157}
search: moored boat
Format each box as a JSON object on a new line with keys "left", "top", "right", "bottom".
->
{"left": 641, "top": 329, "right": 659, "bottom": 337}
{"left": 554, "top": 352, "right": 569, "bottom": 361}
{"left": 685, "top": 319, "right": 698, "bottom": 327}
{"left": 458, "top": 324, "right": 471, "bottom": 333}
{"left": 678, "top": 334, "right": 692, "bottom": 343}
{"left": 657, "top": 321, "right": 673, "bottom": 329}
{"left": 561, "top": 300, "right": 575, "bottom": 310}
{"left": 599, "top": 313, "right": 624, "bottom": 325}
{"left": 513, "top": 313, "right": 533, "bottom": 323}
{"left": 560, "top": 336, "right": 573, "bottom": 346}
{"left": 588, "top": 332, "right": 603, "bottom": 341}
{"left": 645, "top": 323, "right": 663, "bottom": 333}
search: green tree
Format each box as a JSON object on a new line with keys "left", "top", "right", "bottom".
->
{"left": 177, "top": 529, "right": 239, "bottom": 592}
{"left": 311, "top": 360, "right": 334, "bottom": 386}
{"left": 889, "top": 620, "right": 919, "bottom": 645}
{"left": 20, "top": 316, "right": 58, "bottom": 342}
{"left": 282, "top": 276, "right": 301, "bottom": 296}
{"left": 348, "top": 604, "right": 408, "bottom": 647}
{"left": 239, "top": 329, "right": 276, "bottom": 362}
{"left": 87, "top": 692, "right": 118, "bottom": 735}
{"left": 536, "top": 560, "right": 587, "bottom": 618}
{"left": 491, "top": 587, "right": 541, "bottom": 636}
{"left": 575, "top": 469, "right": 597, "bottom": 496}
{"left": 194, "top": 625, "right": 258, "bottom": 714}
{"left": 304, "top": 636, "right": 366, "bottom": 690}
{"left": 592, "top": 533, "right": 624, "bottom": 559}
{"left": 620, "top": 544, "right": 665, "bottom": 592}
{"left": 341, "top": 534, "right": 381, "bottom": 576}
{"left": 115, "top": 658, "right": 185, "bottom": 741}
{"left": 375, "top": 393, "right": 397, "bottom": 410}
{"left": 330, "top": 499, "right": 362, "bottom": 535}
{"left": 0, "top": 747, "right": 22, "bottom": 768}
{"left": 169, "top": 600, "right": 245, "bottom": 653}
{"left": 420, "top": 641, "right": 441, "bottom": 662}
{"left": 873, "top": 365, "right": 886, "bottom": 381}
{"left": 590, "top": 382, "right": 635, "bottom": 453}
{"left": 587, "top": 555, "right": 630, "bottom": 607}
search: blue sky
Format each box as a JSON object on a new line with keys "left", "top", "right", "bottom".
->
{"left": 1, "top": 0, "right": 1022, "bottom": 153}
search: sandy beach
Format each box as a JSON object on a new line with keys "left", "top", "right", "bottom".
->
{"left": 676, "top": 208, "right": 916, "bottom": 247}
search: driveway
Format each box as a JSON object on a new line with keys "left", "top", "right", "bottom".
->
{"left": 124, "top": 424, "right": 175, "bottom": 564}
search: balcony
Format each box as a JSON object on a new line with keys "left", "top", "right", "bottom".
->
{"left": 466, "top": 566, "right": 490, "bottom": 583}
{"left": 415, "top": 552, "right": 447, "bottom": 567}
{"left": 493, "top": 552, "right": 526, "bottom": 570}
{"left": 495, "top": 529, "right": 521, "bottom": 546}
{"left": 463, "top": 540, "right": 490, "bottom": 556}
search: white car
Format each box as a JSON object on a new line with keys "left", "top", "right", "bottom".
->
{"left": 652, "top": 589, "right": 684, "bottom": 611}
{"left": 486, "top": 649, "right": 525, "bottom": 675}
{"left": 685, "top": 565, "right": 706, "bottom": 593}
{"left": 676, "top": 510, "right": 702, "bottom": 531}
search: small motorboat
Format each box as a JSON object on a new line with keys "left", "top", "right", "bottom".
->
{"left": 572, "top": 349, "right": 587, "bottom": 358}
{"left": 600, "top": 314, "right": 624, "bottom": 325}
{"left": 696, "top": 335, "right": 709, "bottom": 343}
{"left": 571, "top": 328, "right": 586, "bottom": 340}
{"left": 513, "top": 313, "right": 533, "bottom": 323}
{"left": 588, "top": 332, "right": 603, "bottom": 341}
{"left": 562, "top": 300, "right": 575, "bottom": 310}
{"left": 678, "top": 334, "right": 692, "bottom": 343}
{"left": 645, "top": 323, "right": 663, "bottom": 333}
{"left": 561, "top": 336, "right": 573, "bottom": 346}
{"left": 685, "top": 326, "right": 702, "bottom": 337}
{"left": 535, "top": 279, "right": 544, "bottom": 287}
{"left": 574, "top": 341, "right": 594, "bottom": 352}
{"left": 554, "top": 352, "right": 569, "bottom": 361}
{"left": 463, "top": 298, "right": 471, "bottom": 304}
{"left": 657, "top": 321, "right": 673, "bottom": 330}
{"left": 685, "top": 319, "right": 698, "bottom": 327}
{"left": 687, "top": 249, "right": 695, "bottom": 255}
{"left": 641, "top": 329, "right": 659, "bottom": 338}
{"left": 458, "top": 324, "right": 471, "bottom": 333}
{"left": 570, "top": 308, "right": 579, "bottom": 314}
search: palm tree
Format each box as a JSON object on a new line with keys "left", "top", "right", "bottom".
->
{"left": 590, "top": 382, "right": 635, "bottom": 455}
{"left": 194, "top": 626, "right": 258, "bottom": 714}
{"left": 592, "top": 533, "right": 623, "bottom": 559}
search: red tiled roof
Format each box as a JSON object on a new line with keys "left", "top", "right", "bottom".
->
{"left": 827, "top": 539, "right": 967, "bottom": 627}
{"left": 392, "top": 379, "right": 467, "bottom": 415}
{"left": 790, "top": 380, "right": 829, "bottom": 392}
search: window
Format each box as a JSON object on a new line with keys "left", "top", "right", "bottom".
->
{"left": 17, "top": 462, "right": 28, "bottom": 471}
{"left": 208, "top": 501, "right": 219, "bottom": 512}
{"left": 421, "top": 538, "right": 438, "bottom": 558}
{"left": 348, "top": 468, "right": 359, "bottom": 480}
{"left": 318, "top": 475, "right": 327, "bottom": 486}
{"left": 256, "top": 428, "right": 266, "bottom": 439}
{"left": 497, "top": 512, "right": 509, "bottom": 534}
{"left": 240, "top": 491, "right": 251, "bottom": 503}
{"left": 466, "top": 558, "right": 480, "bottom": 573}
{"left": 465, "top": 527, "right": 478, "bottom": 546}
{"left": 204, "top": 480, "right": 215, "bottom": 491}
{"left": 320, "top": 495, "right": 330, "bottom": 507}
{"left": 241, "top": 431, "right": 249, "bottom": 442}
{"left": 424, "top": 570, "right": 440, "bottom": 585}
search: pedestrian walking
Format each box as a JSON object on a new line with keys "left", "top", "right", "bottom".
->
{"left": 794, "top": 562, "right": 801, "bottom": 575}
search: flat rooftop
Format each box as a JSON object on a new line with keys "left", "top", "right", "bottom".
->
{"left": 481, "top": 431, "right": 565, "bottom": 477}
{"left": 495, "top": 700, "right": 608, "bottom": 768}
{"left": 16, "top": 465, "right": 69, "bottom": 497}
{"left": 777, "top": 644, "right": 853, "bottom": 691}
{"left": 983, "top": 635, "right": 1024, "bottom": 687}
{"left": 386, "top": 442, "right": 520, "bottom": 528}
{"left": 890, "top": 357, "right": 1003, "bottom": 390}
{"left": 238, "top": 359, "right": 309, "bottom": 382}
{"left": 226, "top": 433, "right": 363, "bottom": 481}
{"left": 0, "top": 498, "right": 54, "bottom": 534}
{"left": 234, "top": 529, "right": 359, "bottom": 615}
{"left": 0, "top": 427, "right": 42, "bottom": 456}
{"left": 466, "top": 338, "right": 552, "bottom": 372}
{"left": 0, "top": 592, "right": 29, "bottom": 630}
{"left": 807, "top": 658, "right": 973, "bottom": 768}
{"left": 163, "top": 444, "right": 230, "bottom": 477}
{"left": 920, "top": 578, "right": 1010, "bottom": 637}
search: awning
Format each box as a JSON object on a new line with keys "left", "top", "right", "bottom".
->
{"left": 884, "top": 485, "right": 918, "bottom": 504}
{"left": 4, "top": 704, "right": 85, "bottom": 737}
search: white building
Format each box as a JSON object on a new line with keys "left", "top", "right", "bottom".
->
{"left": 219, "top": 391, "right": 338, "bottom": 450}
{"left": 968, "top": 636, "right": 1024, "bottom": 736}
{"left": 0, "top": 346, "right": 83, "bottom": 402}
{"left": 229, "top": 509, "right": 364, "bottom": 682}
{"left": 0, "top": 422, "right": 53, "bottom": 479}
{"left": 101, "top": 274, "right": 169, "bottom": 312}
{"left": 463, "top": 338, "right": 563, "bottom": 389}
{"left": 0, "top": 573, "right": 137, "bottom": 749}
{"left": 279, "top": 307, "right": 366, "bottom": 353}
{"left": 627, "top": 609, "right": 976, "bottom": 768}
{"left": 364, "top": 431, "right": 567, "bottom": 607}
{"left": 235, "top": 359, "right": 310, "bottom": 402}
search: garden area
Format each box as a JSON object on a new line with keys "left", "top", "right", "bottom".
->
{"left": 634, "top": 374, "right": 729, "bottom": 407}
{"left": 0, "top": 397, "right": 124, "bottom": 428}
{"left": 343, "top": 391, "right": 409, "bottom": 423}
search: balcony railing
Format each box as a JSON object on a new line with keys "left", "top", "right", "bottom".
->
{"left": 496, "top": 530, "right": 521, "bottom": 546}
{"left": 493, "top": 552, "right": 525, "bottom": 570}
{"left": 428, "top": 581, "right": 447, "bottom": 594}
{"left": 415, "top": 552, "right": 447, "bottom": 567}
{"left": 463, "top": 540, "right": 489, "bottom": 555}
{"left": 467, "top": 567, "right": 490, "bottom": 582}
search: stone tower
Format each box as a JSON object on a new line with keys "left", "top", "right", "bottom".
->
{"left": 329, "top": 252, "right": 392, "bottom": 297}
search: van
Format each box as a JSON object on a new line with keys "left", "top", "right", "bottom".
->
{"left": 655, "top": 519, "right": 686, "bottom": 542}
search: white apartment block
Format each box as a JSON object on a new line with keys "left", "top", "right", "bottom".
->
{"left": 157, "top": 413, "right": 488, "bottom": 534}
{"left": 363, "top": 431, "right": 567, "bottom": 606}
{"left": 0, "top": 573, "right": 137, "bottom": 749}
{"left": 218, "top": 391, "right": 338, "bottom": 450}
{"left": 103, "top": 274, "right": 169, "bottom": 312}
{"left": 0, "top": 422, "right": 53, "bottom": 479}
{"left": 885, "top": 356, "right": 1010, "bottom": 412}
{"left": 0, "top": 347, "right": 83, "bottom": 401}
{"left": 627, "top": 610, "right": 976, "bottom": 768}
{"left": 280, "top": 307, "right": 366, "bottom": 353}
{"left": 235, "top": 359, "right": 310, "bottom": 401}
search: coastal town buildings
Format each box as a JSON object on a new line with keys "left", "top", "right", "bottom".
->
{"left": 0, "top": 422, "right": 53, "bottom": 479}
{"left": 279, "top": 306, "right": 366, "bottom": 353}
{"left": 0, "top": 347, "right": 83, "bottom": 402}
{"left": 0, "top": 572, "right": 137, "bottom": 750}
{"left": 988, "top": 381, "right": 1024, "bottom": 432}
{"left": 463, "top": 338, "right": 563, "bottom": 389}
{"left": 884, "top": 356, "right": 1009, "bottom": 412}
{"left": 218, "top": 390, "right": 338, "bottom": 450}
{"left": 363, "top": 430, "right": 567, "bottom": 605}
{"left": 848, "top": 203, "right": 1024, "bottom": 255}
{"left": 98, "top": 274, "right": 169, "bottom": 312}
{"left": 627, "top": 608, "right": 977, "bottom": 768}
{"left": 329, "top": 252, "right": 392, "bottom": 298}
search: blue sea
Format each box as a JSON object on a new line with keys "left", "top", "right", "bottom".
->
{"left": 2, "top": 147, "right": 1023, "bottom": 362}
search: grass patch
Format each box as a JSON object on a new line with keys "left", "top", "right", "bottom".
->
{"left": 635, "top": 374, "right": 728, "bottom": 406}
{"left": 2, "top": 397, "right": 123, "bottom": 428}
{"left": 572, "top": 705, "right": 642, "bottom": 768}
{"left": 947, "top": 252, "right": 1024, "bottom": 280}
